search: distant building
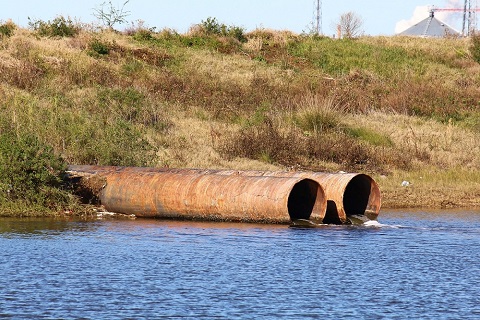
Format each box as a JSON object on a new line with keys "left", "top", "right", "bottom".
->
{"left": 398, "top": 10, "right": 461, "bottom": 37}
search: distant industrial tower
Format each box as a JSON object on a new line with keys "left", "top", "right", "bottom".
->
{"left": 314, "top": 0, "right": 322, "bottom": 35}
{"left": 431, "top": 0, "right": 479, "bottom": 36}
{"left": 457, "top": 0, "right": 478, "bottom": 36}
{"left": 466, "top": 0, "right": 479, "bottom": 35}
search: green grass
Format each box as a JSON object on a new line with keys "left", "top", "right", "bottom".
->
{"left": 287, "top": 38, "right": 428, "bottom": 77}
{"left": 345, "top": 127, "right": 393, "bottom": 147}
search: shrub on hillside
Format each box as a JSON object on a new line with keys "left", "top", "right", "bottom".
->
{"left": 197, "top": 17, "right": 247, "bottom": 43}
{"left": 293, "top": 104, "right": 343, "bottom": 135}
{"left": 88, "top": 38, "right": 110, "bottom": 56}
{"left": 306, "top": 133, "right": 373, "bottom": 168}
{"left": 0, "top": 132, "right": 73, "bottom": 211}
{"left": 28, "top": 16, "right": 80, "bottom": 37}
{"left": 220, "top": 116, "right": 308, "bottom": 166}
{"left": 132, "top": 28, "right": 154, "bottom": 41}
{"left": 220, "top": 113, "right": 414, "bottom": 172}
{"left": 124, "top": 20, "right": 156, "bottom": 41}
{"left": 0, "top": 20, "right": 16, "bottom": 38}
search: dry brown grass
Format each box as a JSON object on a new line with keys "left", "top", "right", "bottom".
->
{"left": 361, "top": 36, "right": 471, "bottom": 63}
{"left": 183, "top": 49, "right": 295, "bottom": 89}
{"left": 344, "top": 111, "right": 480, "bottom": 169}
{"left": 153, "top": 111, "right": 280, "bottom": 171}
{"left": 377, "top": 167, "right": 480, "bottom": 208}
{"left": 2, "top": 25, "right": 480, "bottom": 210}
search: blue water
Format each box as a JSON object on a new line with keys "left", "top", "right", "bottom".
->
{"left": 1, "top": 210, "right": 480, "bottom": 319}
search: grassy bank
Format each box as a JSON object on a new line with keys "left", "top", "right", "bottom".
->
{"left": 0, "top": 18, "right": 479, "bottom": 215}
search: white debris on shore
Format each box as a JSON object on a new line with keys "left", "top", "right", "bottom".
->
{"left": 94, "top": 207, "right": 136, "bottom": 220}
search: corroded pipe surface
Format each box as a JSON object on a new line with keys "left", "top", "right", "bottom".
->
{"left": 67, "top": 165, "right": 381, "bottom": 224}
{"left": 209, "top": 170, "right": 381, "bottom": 224}
{"left": 296, "top": 172, "right": 381, "bottom": 224}
{"left": 67, "top": 165, "right": 326, "bottom": 223}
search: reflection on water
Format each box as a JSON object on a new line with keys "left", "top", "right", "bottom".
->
{"left": 1, "top": 210, "right": 480, "bottom": 319}
{"left": 0, "top": 218, "right": 96, "bottom": 237}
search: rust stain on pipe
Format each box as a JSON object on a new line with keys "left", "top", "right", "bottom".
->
{"left": 205, "top": 170, "right": 381, "bottom": 224}
{"left": 287, "top": 172, "right": 381, "bottom": 224}
{"left": 67, "top": 165, "right": 326, "bottom": 224}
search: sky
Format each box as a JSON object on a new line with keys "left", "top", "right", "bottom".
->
{"left": 0, "top": 0, "right": 477, "bottom": 36}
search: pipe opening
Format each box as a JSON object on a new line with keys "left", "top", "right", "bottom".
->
{"left": 287, "top": 179, "right": 319, "bottom": 220}
{"left": 343, "top": 174, "right": 373, "bottom": 217}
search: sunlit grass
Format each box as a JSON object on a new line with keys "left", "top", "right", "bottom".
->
{"left": 376, "top": 167, "right": 480, "bottom": 208}
{"left": 1, "top": 21, "right": 480, "bottom": 211}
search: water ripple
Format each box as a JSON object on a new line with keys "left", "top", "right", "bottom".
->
{"left": 1, "top": 210, "right": 480, "bottom": 319}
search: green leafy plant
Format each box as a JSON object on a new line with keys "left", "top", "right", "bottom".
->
{"left": 0, "top": 132, "right": 71, "bottom": 210}
{"left": 88, "top": 38, "right": 110, "bottom": 56}
{"left": 0, "top": 20, "right": 16, "bottom": 38}
{"left": 28, "top": 16, "right": 80, "bottom": 37}
{"left": 201, "top": 17, "right": 222, "bottom": 35}
{"left": 199, "top": 17, "right": 247, "bottom": 42}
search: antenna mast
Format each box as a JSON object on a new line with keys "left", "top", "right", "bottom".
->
{"left": 431, "top": 0, "right": 480, "bottom": 36}
{"left": 465, "top": 0, "right": 479, "bottom": 36}
{"left": 470, "top": 0, "right": 478, "bottom": 34}
{"left": 315, "top": 0, "right": 322, "bottom": 35}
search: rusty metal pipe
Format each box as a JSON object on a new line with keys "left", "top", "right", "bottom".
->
{"left": 206, "top": 170, "right": 381, "bottom": 224}
{"left": 67, "top": 165, "right": 326, "bottom": 223}
{"left": 294, "top": 172, "right": 381, "bottom": 224}
{"left": 67, "top": 165, "right": 381, "bottom": 224}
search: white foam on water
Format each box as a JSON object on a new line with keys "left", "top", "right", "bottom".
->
{"left": 362, "top": 220, "right": 406, "bottom": 229}
{"left": 363, "top": 220, "right": 383, "bottom": 227}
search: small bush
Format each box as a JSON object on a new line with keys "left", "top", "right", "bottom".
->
{"left": 0, "top": 132, "right": 72, "bottom": 211}
{"left": 133, "top": 28, "right": 154, "bottom": 41}
{"left": 201, "top": 17, "right": 222, "bottom": 35}
{"left": 294, "top": 106, "right": 343, "bottom": 134}
{"left": 306, "top": 133, "right": 374, "bottom": 169}
{"left": 221, "top": 116, "right": 307, "bottom": 166}
{"left": 28, "top": 16, "right": 80, "bottom": 37}
{"left": 88, "top": 38, "right": 110, "bottom": 56}
{"left": 292, "top": 96, "right": 345, "bottom": 135}
{"left": 125, "top": 20, "right": 156, "bottom": 41}
{"left": 228, "top": 26, "right": 247, "bottom": 43}
{"left": 0, "top": 20, "right": 16, "bottom": 38}
{"left": 198, "top": 17, "right": 247, "bottom": 43}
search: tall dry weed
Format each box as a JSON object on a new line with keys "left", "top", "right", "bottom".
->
{"left": 292, "top": 95, "right": 345, "bottom": 135}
